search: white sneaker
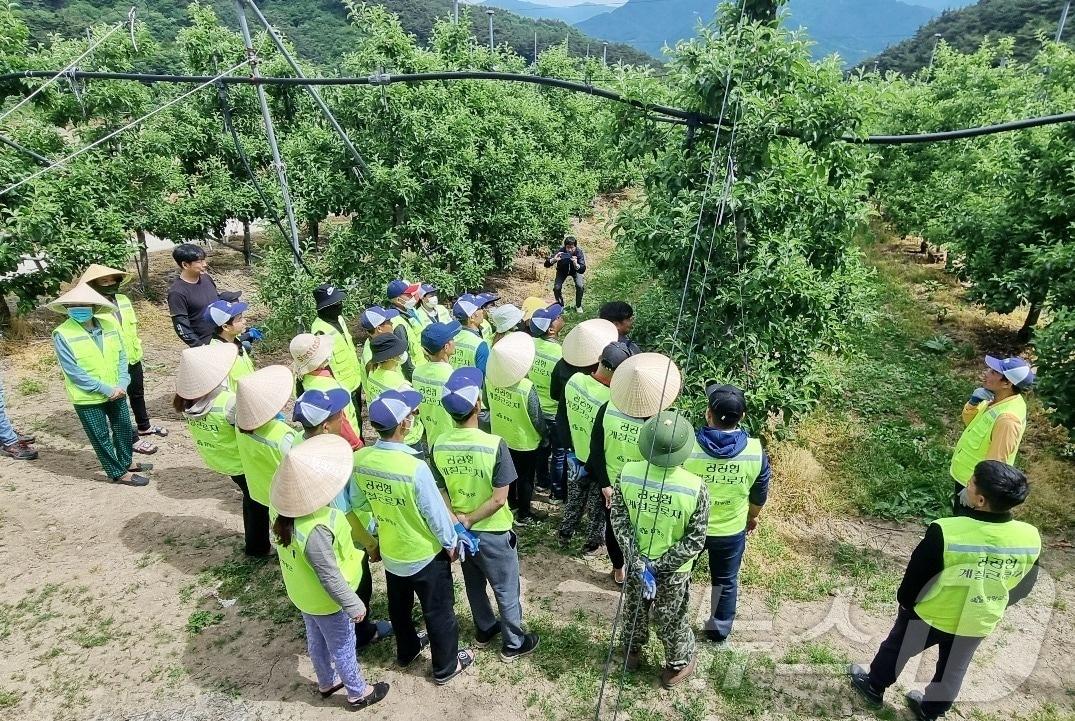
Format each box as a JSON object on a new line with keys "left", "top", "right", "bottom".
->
{"left": 575, "top": 306, "right": 583, "bottom": 314}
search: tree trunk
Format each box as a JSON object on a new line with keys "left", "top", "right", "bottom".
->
{"left": 135, "top": 228, "right": 150, "bottom": 295}
{"left": 308, "top": 218, "right": 319, "bottom": 247}
{"left": 0, "top": 293, "right": 12, "bottom": 332}
{"left": 243, "top": 220, "right": 252, "bottom": 266}
{"left": 1017, "top": 299, "right": 1044, "bottom": 344}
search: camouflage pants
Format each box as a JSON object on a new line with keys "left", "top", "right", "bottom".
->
{"left": 559, "top": 454, "right": 605, "bottom": 547}
{"left": 621, "top": 570, "right": 694, "bottom": 669}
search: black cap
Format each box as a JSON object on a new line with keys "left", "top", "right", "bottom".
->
{"left": 705, "top": 382, "right": 746, "bottom": 425}
{"left": 370, "top": 333, "right": 408, "bottom": 363}
{"left": 313, "top": 283, "right": 346, "bottom": 311}
{"left": 600, "top": 341, "right": 634, "bottom": 371}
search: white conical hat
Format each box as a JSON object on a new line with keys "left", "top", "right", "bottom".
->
{"left": 270, "top": 434, "right": 354, "bottom": 518}
{"left": 486, "top": 331, "right": 536, "bottom": 388}
{"left": 175, "top": 343, "right": 238, "bottom": 400}
{"left": 562, "top": 318, "right": 619, "bottom": 367}
{"left": 45, "top": 283, "right": 116, "bottom": 313}
{"left": 290, "top": 333, "right": 334, "bottom": 376}
{"left": 235, "top": 365, "right": 294, "bottom": 431}
{"left": 78, "top": 263, "right": 129, "bottom": 286}
{"left": 609, "top": 352, "right": 682, "bottom": 419}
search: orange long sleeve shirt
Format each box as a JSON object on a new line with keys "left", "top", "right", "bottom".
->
{"left": 961, "top": 395, "right": 1024, "bottom": 463}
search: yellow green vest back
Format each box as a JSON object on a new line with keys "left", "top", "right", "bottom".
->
{"left": 914, "top": 515, "right": 1041, "bottom": 637}
{"left": 186, "top": 390, "right": 243, "bottom": 476}
{"left": 950, "top": 395, "right": 1028, "bottom": 485}
{"left": 488, "top": 378, "right": 541, "bottom": 451}
{"left": 602, "top": 400, "right": 647, "bottom": 486}
{"left": 565, "top": 373, "right": 610, "bottom": 462}
{"left": 432, "top": 426, "right": 514, "bottom": 532}
{"left": 301, "top": 372, "right": 360, "bottom": 435}
{"left": 480, "top": 319, "right": 493, "bottom": 345}
{"left": 235, "top": 419, "right": 295, "bottom": 506}
{"left": 684, "top": 437, "right": 763, "bottom": 537}
{"left": 530, "top": 337, "right": 563, "bottom": 417}
{"left": 210, "top": 338, "right": 255, "bottom": 391}
{"left": 390, "top": 314, "right": 426, "bottom": 369}
{"left": 53, "top": 317, "right": 123, "bottom": 405}
{"left": 450, "top": 329, "right": 483, "bottom": 370}
{"left": 112, "top": 294, "right": 143, "bottom": 364}
{"left": 311, "top": 317, "right": 361, "bottom": 393}
{"left": 411, "top": 361, "right": 455, "bottom": 449}
{"left": 277, "top": 507, "right": 364, "bottom": 615}
{"left": 619, "top": 461, "right": 703, "bottom": 572}
{"left": 364, "top": 367, "right": 425, "bottom": 446}
{"left": 352, "top": 446, "right": 442, "bottom": 563}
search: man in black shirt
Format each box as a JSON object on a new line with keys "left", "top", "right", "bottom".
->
{"left": 167, "top": 244, "right": 240, "bottom": 347}
{"left": 544, "top": 236, "right": 587, "bottom": 313}
{"left": 599, "top": 301, "right": 642, "bottom": 355}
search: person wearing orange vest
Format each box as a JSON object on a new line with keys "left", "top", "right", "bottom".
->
{"left": 850, "top": 461, "right": 1041, "bottom": 721}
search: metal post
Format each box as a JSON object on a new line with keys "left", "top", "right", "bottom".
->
{"left": 233, "top": 0, "right": 303, "bottom": 266}
{"left": 1058, "top": 0, "right": 1071, "bottom": 42}
{"left": 603, "top": 42, "right": 608, "bottom": 64}
{"left": 487, "top": 10, "right": 495, "bottom": 51}
{"left": 453, "top": 0, "right": 459, "bottom": 24}
{"left": 243, "top": 0, "right": 368, "bottom": 180}
{"left": 928, "top": 33, "right": 942, "bottom": 72}
{"left": 534, "top": 31, "right": 538, "bottom": 62}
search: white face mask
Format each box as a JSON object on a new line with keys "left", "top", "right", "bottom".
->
{"left": 422, "top": 295, "right": 438, "bottom": 309}
{"left": 402, "top": 297, "right": 417, "bottom": 310}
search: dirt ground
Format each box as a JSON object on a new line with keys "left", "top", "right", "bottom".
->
{"left": 1, "top": 203, "right": 1073, "bottom": 721}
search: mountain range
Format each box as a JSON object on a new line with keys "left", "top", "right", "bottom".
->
{"left": 462, "top": 0, "right": 615, "bottom": 24}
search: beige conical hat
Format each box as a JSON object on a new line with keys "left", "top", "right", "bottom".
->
{"left": 79, "top": 263, "right": 129, "bottom": 286}
{"left": 175, "top": 343, "right": 239, "bottom": 400}
{"left": 235, "top": 365, "right": 294, "bottom": 431}
{"left": 562, "top": 318, "right": 619, "bottom": 367}
{"left": 45, "top": 283, "right": 116, "bottom": 313}
{"left": 609, "top": 352, "right": 682, "bottom": 419}
{"left": 521, "top": 296, "right": 548, "bottom": 321}
{"left": 270, "top": 434, "right": 354, "bottom": 518}
{"left": 290, "top": 333, "right": 334, "bottom": 376}
{"left": 486, "top": 331, "right": 536, "bottom": 388}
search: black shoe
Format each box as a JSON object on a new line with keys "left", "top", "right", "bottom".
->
{"left": 1, "top": 441, "right": 37, "bottom": 461}
{"left": 348, "top": 681, "right": 389, "bottom": 710}
{"left": 905, "top": 690, "right": 938, "bottom": 721}
{"left": 702, "top": 630, "right": 727, "bottom": 645}
{"left": 399, "top": 631, "right": 430, "bottom": 667}
{"left": 500, "top": 633, "right": 540, "bottom": 663}
{"left": 848, "top": 663, "right": 884, "bottom": 706}
{"left": 112, "top": 473, "right": 150, "bottom": 487}
{"left": 475, "top": 621, "right": 502, "bottom": 648}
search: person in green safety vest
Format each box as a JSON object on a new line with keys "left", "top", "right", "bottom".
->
{"left": 850, "top": 460, "right": 1041, "bottom": 721}
{"left": 683, "top": 383, "right": 771, "bottom": 645}
{"left": 450, "top": 294, "right": 490, "bottom": 375}
{"left": 174, "top": 342, "right": 270, "bottom": 557}
{"left": 291, "top": 333, "right": 364, "bottom": 450}
{"left": 48, "top": 284, "right": 150, "bottom": 487}
{"left": 417, "top": 283, "right": 452, "bottom": 327}
{"left": 386, "top": 279, "right": 425, "bottom": 380}
{"left": 950, "top": 356, "right": 1035, "bottom": 515}
{"left": 528, "top": 303, "right": 567, "bottom": 502}
{"left": 588, "top": 352, "right": 683, "bottom": 585}
{"left": 349, "top": 389, "right": 474, "bottom": 686}
{"left": 81, "top": 264, "right": 168, "bottom": 455}
{"left": 269, "top": 433, "right": 390, "bottom": 711}
{"left": 205, "top": 300, "right": 257, "bottom": 393}
{"left": 310, "top": 283, "right": 363, "bottom": 411}
{"left": 610, "top": 411, "right": 710, "bottom": 689}
{"left": 486, "top": 332, "right": 548, "bottom": 526}
{"left": 363, "top": 334, "right": 427, "bottom": 456}
{"left": 358, "top": 305, "right": 400, "bottom": 397}
{"left": 476, "top": 291, "right": 500, "bottom": 345}
{"left": 235, "top": 365, "right": 298, "bottom": 511}
{"left": 413, "top": 321, "right": 461, "bottom": 450}
{"left": 431, "top": 367, "right": 541, "bottom": 662}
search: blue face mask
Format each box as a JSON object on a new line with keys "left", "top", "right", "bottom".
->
{"left": 67, "top": 306, "right": 94, "bottom": 323}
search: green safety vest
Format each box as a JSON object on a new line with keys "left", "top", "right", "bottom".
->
{"left": 565, "top": 373, "right": 610, "bottom": 462}
{"left": 480, "top": 319, "right": 493, "bottom": 345}
{"left": 488, "top": 378, "right": 541, "bottom": 451}
{"left": 684, "top": 437, "right": 763, "bottom": 537}
{"left": 186, "top": 390, "right": 243, "bottom": 476}
{"left": 210, "top": 338, "right": 255, "bottom": 392}
{"left": 411, "top": 361, "right": 455, "bottom": 449}
{"left": 530, "top": 337, "right": 563, "bottom": 417}
{"left": 352, "top": 446, "right": 442, "bottom": 563}
{"left": 450, "top": 328, "right": 483, "bottom": 370}
{"left": 235, "top": 419, "right": 295, "bottom": 506}
{"left": 914, "top": 515, "right": 1041, "bottom": 637}
{"left": 390, "top": 313, "right": 426, "bottom": 369}
{"left": 53, "top": 317, "right": 123, "bottom": 406}
{"left": 619, "top": 461, "right": 703, "bottom": 573}
{"left": 364, "top": 367, "right": 425, "bottom": 446}
{"left": 432, "top": 426, "right": 514, "bottom": 532}
{"left": 277, "top": 507, "right": 364, "bottom": 615}
{"left": 418, "top": 304, "right": 452, "bottom": 327}
{"left": 301, "top": 372, "right": 360, "bottom": 436}
{"left": 950, "top": 395, "right": 1028, "bottom": 486}
{"left": 107, "top": 294, "right": 143, "bottom": 365}
{"left": 602, "top": 400, "right": 647, "bottom": 486}
{"left": 311, "top": 317, "right": 361, "bottom": 393}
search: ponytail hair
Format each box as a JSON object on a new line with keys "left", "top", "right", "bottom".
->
{"left": 273, "top": 515, "right": 296, "bottom": 547}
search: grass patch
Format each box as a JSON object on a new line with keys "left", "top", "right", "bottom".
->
{"left": 186, "top": 610, "right": 224, "bottom": 636}
{"left": 781, "top": 641, "right": 850, "bottom": 666}
{"left": 193, "top": 554, "right": 295, "bottom": 625}
{"left": 15, "top": 377, "right": 43, "bottom": 395}
{"left": 0, "top": 689, "right": 21, "bottom": 708}
{"left": 71, "top": 613, "right": 121, "bottom": 648}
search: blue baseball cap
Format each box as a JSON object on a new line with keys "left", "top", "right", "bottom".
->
{"left": 360, "top": 305, "right": 400, "bottom": 331}
{"left": 453, "top": 294, "right": 482, "bottom": 320}
{"left": 369, "top": 388, "right": 422, "bottom": 431}
{"left": 984, "top": 356, "right": 1035, "bottom": 389}
{"left": 419, "top": 283, "right": 438, "bottom": 298}
{"left": 204, "top": 300, "right": 248, "bottom": 327}
{"left": 421, "top": 320, "right": 461, "bottom": 354}
{"left": 529, "top": 303, "right": 564, "bottom": 334}
{"left": 293, "top": 388, "right": 351, "bottom": 428}
{"left": 476, "top": 291, "right": 500, "bottom": 308}
{"left": 442, "top": 367, "right": 484, "bottom": 417}
{"left": 386, "top": 279, "right": 411, "bottom": 300}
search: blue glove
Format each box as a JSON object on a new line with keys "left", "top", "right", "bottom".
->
{"left": 247, "top": 327, "right": 264, "bottom": 342}
{"left": 640, "top": 561, "right": 657, "bottom": 601}
{"left": 969, "top": 387, "right": 994, "bottom": 405}
{"left": 454, "top": 522, "right": 480, "bottom": 561}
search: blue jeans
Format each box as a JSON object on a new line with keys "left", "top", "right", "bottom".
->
{"left": 302, "top": 610, "right": 369, "bottom": 699}
{"left": 536, "top": 415, "right": 566, "bottom": 498}
{"left": 0, "top": 375, "right": 18, "bottom": 446}
{"left": 701, "top": 532, "right": 746, "bottom": 640}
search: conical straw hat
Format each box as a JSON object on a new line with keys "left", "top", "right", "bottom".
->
{"left": 610, "top": 352, "right": 682, "bottom": 419}
{"left": 45, "top": 283, "right": 116, "bottom": 313}
{"left": 175, "top": 343, "right": 238, "bottom": 400}
{"left": 78, "top": 263, "right": 129, "bottom": 286}
{"left": 521, "top": 296, "right": 548, "bottom": 321}
{"left": 235, "top": 365, "right": 294, "bottom": 431}
{"left": 486, "top": 331, "right": 536, "bottom": 388}
{"left": 290, "top": 333, "right": 334, "bottom": 376}
{"left": 270, "top": 434, "right": 354, "bottom": 518}
{"left": 562, "top": 318, "right": 619, "bottom": 367}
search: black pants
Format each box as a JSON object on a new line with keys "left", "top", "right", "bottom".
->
{"left": 354, "top": 555, "right": 377, "bottom": 647}
{"left": 385, "top": 551, "right": 460, "bottom": 681}
{"left": 230, "top": 475, "right": 271, "bottom": 556}
{"left": 868, "top": 606, "right": 983, "bottom": 718}
{"left": 602, "top": 502, "right": 624, "bottom": 570}
{"left": 508, "top": 448, "right": 540, "bottom": 520}
{"left": 554, "top": 270, "right": 584, "bottom": 309}
{"left": 127, "top": 361, "right": 150, "bottom": 434}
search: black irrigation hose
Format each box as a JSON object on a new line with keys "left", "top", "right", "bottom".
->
{"left": 0, "top": 133, "right": 50, "bottom": 164}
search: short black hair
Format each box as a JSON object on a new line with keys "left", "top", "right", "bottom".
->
{"left": 448, "top": 405, "right": 479, "bottom": 425}
{"left": 173, "top": 243, "right": 206, "bottom": 266}
{"left": 599, "top": 301, "right": 634, "bottom": 324}
{"left": 564, "top": 236, "right": 577, "bottom": 247}
{"left": 706, "top": 383, "right": 746, "bottom": 429}
{"left": 973, "top": 460, "right": 1030, "bottom": 512}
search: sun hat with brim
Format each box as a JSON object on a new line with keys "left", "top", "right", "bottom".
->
{"left": 175, "top": 343, "right": 238, "bottom": 400}
{"left": 270, "top": 433, "right": 354, "bottom": 518}
{"left": 78, "top": 263, "right": 129, "bottom": 286}
{"left": 235, "top": 365, "right": 294, "bottom": 431}
{"left": 46, "top": 284, "right": 116, "bottom": 313}
{"left": 610, "top": 353, "right": 682, "bottom": 419}
{"left": 290, "top": 333, "right": 334, "bottom": 376}
{"left": 370, "top": 333, "right": 408, "bottom": 363}
{"left": 490, "top": 304, "right": 524, "bottom": 334}
{"left": 638, "top": 411, "right": 694, "bottom": 468}
{"left": 984, "top": 355, "right": 1036, "bottom": 389}
{"left": 521, "top": 296, "right": 547, "bottom": 321}
{"left": 486, "top": 331, "right": 536, "bottom": 388}
{"left": 562, "top": 318, "right": 619, "bottom": 367}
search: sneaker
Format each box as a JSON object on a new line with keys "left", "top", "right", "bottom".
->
{"left": 500, "top": 633, "right": 540, "bottom": 663}
{"left": 475, "top": 622, "right": 502, "bottom": 648}
{"left": 112, "top": 473, "right": 150, "bottom": 487}
{"left": 580, "top": 543, "right": 604, "bottom": 558}
{"left": 905, "top": 690, "right": 938, "bottom": 721}
{"left": 574, "top": 306, "right": 583, "bottom": 314}
{"left": 1, "top": 441, "right": 38, "bottom": 461}
{"left": 848, "top": 663, "right": 884, "bottom": 706}
{"left": 660, "top": 656, "right": 697, "bottom": 689}
{"left": 16, "top": 431, "right": 35, "bottom": 444}
{"left": 433, "top": 649, "right": 474, "bottom": 685}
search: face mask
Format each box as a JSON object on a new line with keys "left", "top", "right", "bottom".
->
{"left": 95, "top": 284, "right": 119, "bottom": 298}
{"left": 68, "top": 307, "right": 94, "bottom": 323}
{"left": 402, "top": 297, "right": 418, "bottom": 310}
{"left": 422, "top": 295, "right": 438, "bottom": 309}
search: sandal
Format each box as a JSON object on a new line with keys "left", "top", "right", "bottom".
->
{"left": 139, "top": 426, "right": 169, "bottom": 438}
{"left": 347, "top": 682, "right": 389, "bottom": 710}
{"left": 132, "top": 438, "right": 158, "bottom": 455}
{"left": 112, "top": 473, "right": 150, "bottom": 487}
{"left": 319, "top": 680, "right": 345, "bottom": 698}
{"left": 399, "top": 631, "right": 430, "bottom": 667}
{"left": 433, "top": 649, "right": 474, "bottom": 686}
{"left": 611, "top": 569, "right": 625, "bottom": 587}
{"left": 128, "top": 463, "right": 154, "bottom": 472}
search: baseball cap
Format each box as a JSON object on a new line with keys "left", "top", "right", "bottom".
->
{"left": 984, "top": 356, "right": 1036, "bottom": 389}
{"left": 705, "top": 382, "right": 746, "bottom": 424}
{"left": 292, "top": 388, "right": 351, "bottom": 428}
{"left": 421, "top": 320, "right": 461, "bottom": 354}
{"left": 204, "top": 300, "right": 248, "bottom": 327}
{"left": 386, "top": 279, "right": 411, "bottom": 300}
{"left": 360, "top": 305, "right": 400, "bottom": 331}
{"left": 476, "top": 291, "right": 500, "bottom": 308}
{"left": 441, "top": 367, "right": 484, "bottom": 418}
{"left": 369, "top": 388, "right": 422, "bottom": 431}
{"left": 419, "top": 283, "right": 437, "bottom": 298}
{"left": 313, "top": 283, "right": 346, "bottom": 310}
{"left": 600, "top": 341, "right": 634, "bottom": 371}
{"left": 529, "top": 304, "right": 564, "bottom": 335}
{"left": 453, "top": 294, "right": 482, "bottom": 320}
{"left": 638, "top": 411, "right": 694, "bottom": 468}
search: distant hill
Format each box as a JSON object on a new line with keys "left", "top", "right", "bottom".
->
{"left": 463, "top": 0, "right": 612, "bottom": 25}
{"left": 868, "top": 0, "right": 1071, "bottom": 75}
{"left": 912, "top": 0, "right": 977, "bottom": 9}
